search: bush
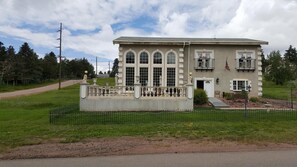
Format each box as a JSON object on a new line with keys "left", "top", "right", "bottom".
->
{"left": 223, "top": 92, "right": 234, "bottom": 100}
{"left": 234, "top": 91, "right": 247, "bottom": 99}
{"left": 249, "top": 97, "right": 259, "bottom": 103}
{"left": 194, "top": 89, "right": 208, "bottom": 105}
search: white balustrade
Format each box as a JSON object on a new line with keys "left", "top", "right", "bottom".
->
{"left": 87, "top": 85, "right": 134, "bottom": 97}
{"left": 85, "top": 85, "right": 188, "bottom": 98}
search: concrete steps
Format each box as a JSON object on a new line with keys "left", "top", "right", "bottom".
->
{"left": 208, "top": 97, "right": 229, "bottom": 109}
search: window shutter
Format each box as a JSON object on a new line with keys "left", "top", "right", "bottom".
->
{"left": 248, "top": 80, "right": 252, "bottom": 91}
{"left": 194, "top": 58, "right": 198, "bottom": 69}
{"left": 236, "top": 59, "right": 239, "bottom": 69}
{"left": 230, "top": 80, "right": 233, "bottom": 91}
{"left": 209, "top": 59, "right": 213, "bottom": 69}
{"left": 251, "top": 59, "right": 255, "bottom": 69}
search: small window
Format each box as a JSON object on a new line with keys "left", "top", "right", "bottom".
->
{"left": 153, "top": 52, "right": 162, "bottom": 64}
{"left": 232, "top": 80, "right": 249, "bottom": 91}
{"left": 236, "top": 51, "right": 255, "bottom": 70}
{"left": 167, "top": 52, "right": 176, "bottom": 64}
{"left": 140, "top": 52, "right": 148, "bottom": 64}
{"left": 195, "top": 51, "right": 214, "bottom": 69}
{"left": 126, "top": 51, "right": 135, "bottom": 64}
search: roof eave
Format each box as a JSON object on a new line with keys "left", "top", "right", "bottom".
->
{"left": 113, "top": 40, "right": 269, "bottom": 45}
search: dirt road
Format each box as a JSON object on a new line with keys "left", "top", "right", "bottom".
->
{"left": 0, "top": 80, "right": 81, "bottom": 99}
{"left": 2, "top": 150, "right": 297, "bottom": 167}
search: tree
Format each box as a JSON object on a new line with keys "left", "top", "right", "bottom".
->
{"left": 41, "top": 52, "right": 58, "bottom": 80}
{"left": 284, "top": 45, "right": 297, "bottom": 80}
{"left": 266, "top": 50, "right": 291, "bottom": 85}
{"left": 284, "top": 45, "right": 297, "bottom": 64}
{"left": 17, "top": 42, "right": 42, "bottom": 84}
{"left": 3, "top": 46, "right": 16, "bottom": 84}
{"left": 65, "top": 58, "right": 95, "bottom": 79}
{"left": 0, "top": 42, "right": 7, "bottom": 84}
{"left": 260, "top": 51, "right": 269, "bottom": 74}
{"left": 109, "top": 58, "right": 119, "bottom": 77}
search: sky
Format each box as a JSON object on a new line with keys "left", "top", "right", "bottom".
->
{"left": 0, "top": 0, "right": 297, "bottom": 72}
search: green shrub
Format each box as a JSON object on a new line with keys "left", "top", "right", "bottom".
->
{"left": 194, "top": 89, "right": 208, "bottom": 105}
{"left": 223, "top": 92, "right": 234, "bottom": 100}
{"left": 249, "top": 97, "right": 259, "bottom": 103}
{"left": 234, "top": 91, "right": 247, "bottom": 99}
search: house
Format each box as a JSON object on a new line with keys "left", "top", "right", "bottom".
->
{"left": 112, "top": 37, "right": 268, "bottom": 98}
{"left": 79, "top": 36, "right": 268, "bottom": 112}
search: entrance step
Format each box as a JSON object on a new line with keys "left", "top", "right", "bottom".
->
{"left": 208, "top": 97, "right": 229, "bottom": 109}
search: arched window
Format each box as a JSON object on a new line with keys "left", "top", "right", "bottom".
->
{"left": 167, "top": 52, "right": 176, "bottom": 64}
{"left": 126, "top": 51, "right": 135, "bottom": 64}
{"left": 140, "top": 52, "right": 148, "bottom": 64}
{"left": 153, "top": 52, "right": 162, "bottom": 64}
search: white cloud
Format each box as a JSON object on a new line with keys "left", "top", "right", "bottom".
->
{"left": 216, "top": 0, "right": 297, "bottom": 53}
{"left": 0, "top": 0, "right": 297, "bottom": 66}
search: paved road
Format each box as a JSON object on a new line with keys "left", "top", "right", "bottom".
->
{"left": 1, "top": 150, "right": 297, "bottom": 167}
{"left": 0, "top": 80, "right": 81, "bottom": 99}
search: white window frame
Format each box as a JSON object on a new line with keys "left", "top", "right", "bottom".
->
{"left": 231, "top": 79, "right": 251, "bottom": 92}
{"left": 151, "top": 50, "right": 164, "bottom": 86}
{"left": 138, "top": 50, "right": 150, "bottom": 86}
{"left": 123, "top": 49, "right": 137, "bottom": 86}
{"left": 165, "top": 50, "right": 177, "bottom": 87}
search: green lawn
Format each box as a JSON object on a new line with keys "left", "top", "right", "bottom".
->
{"left": 1, "top": 77, "right": 297, "bottom": 153}
{"left": 262, "top": 80, "right": 296, "bottom": 100}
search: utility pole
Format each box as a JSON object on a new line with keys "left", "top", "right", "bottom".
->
{"left": 96, "top": 57, "right": 98, "bottom": 77}
{"left": 57, "top": 23, "right": 62, "bottom": 90}
{"left": 108, "top": 61, "right": 111, "bottom": 74}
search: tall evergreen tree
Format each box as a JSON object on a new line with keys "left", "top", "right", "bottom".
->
{"left": 42, "top": 52, "right": 58, "bottom": 80}
{"left": 109, "top": 58, "right": 119, "bottom": 77}
{"left": 284, "top": 45, "right": 297, "bottom": 80}
{"left": 284, "top": 45, "right": 297, "bottom": 64}
{"left": 17, "top": 42, "right": 42, "bottom": 83}
{"left": 3, "top": 46, "right": 16, "bottom": 84}
{"left": 260, "top": 51, "right": 268, "bottom": 74}
{"left": 0, "top": 42, "right": 7, "bottom": 84}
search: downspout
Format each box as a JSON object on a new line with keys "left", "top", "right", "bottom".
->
{"left": 182, "top": 41, "right": 186, "bottom": 85}
{"left": 188, "top": 41, "right": 191, "bottom": 84}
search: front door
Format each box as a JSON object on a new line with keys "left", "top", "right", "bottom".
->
{"left": 195, "top": 78, "right": 214, "bottom": 97}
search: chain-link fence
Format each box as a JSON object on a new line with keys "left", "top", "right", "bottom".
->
{"left": 49, "top": 104, "right": 297, "bottom": 125}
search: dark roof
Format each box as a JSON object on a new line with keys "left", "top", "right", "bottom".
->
{"left": 113, "top": 36, "right": 268, "bottom": 45}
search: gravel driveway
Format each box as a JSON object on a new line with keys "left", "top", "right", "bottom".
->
{"left": 0, "top": 80, "right": 81, "bottom": 99}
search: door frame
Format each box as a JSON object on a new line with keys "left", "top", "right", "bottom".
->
{"left": 194, "top": 77, "right": 214, "bottom": 97}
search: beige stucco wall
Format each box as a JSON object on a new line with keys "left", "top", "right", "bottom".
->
{"left": 118, "top": 44, "right": 262, "bottom": 97}
{"left": 183, "top": 45, "right": 261, "bottom": 97}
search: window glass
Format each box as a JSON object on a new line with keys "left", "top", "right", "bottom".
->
{"left": 167, "top": 68, "right": 175, "bottom": 86}
{"left": 167, "top": 52, "right": 176, "bottom": 64}
{"left": 125, "top": 67, "right": 134, "bottom": 86}
{"left": 140, "top": 52, "right": 148, "bottom": 64}
{"left": 126, "top": 51, "right": 135, "bottom": 64}
{"left": 139, "top": 67, "right": 148, "bottom": 86}
{"left": 153, "top": 67, "right": 162, "bottom": 86}
{"left": 154, "top": 52, "right": 162, "bottom": 64}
